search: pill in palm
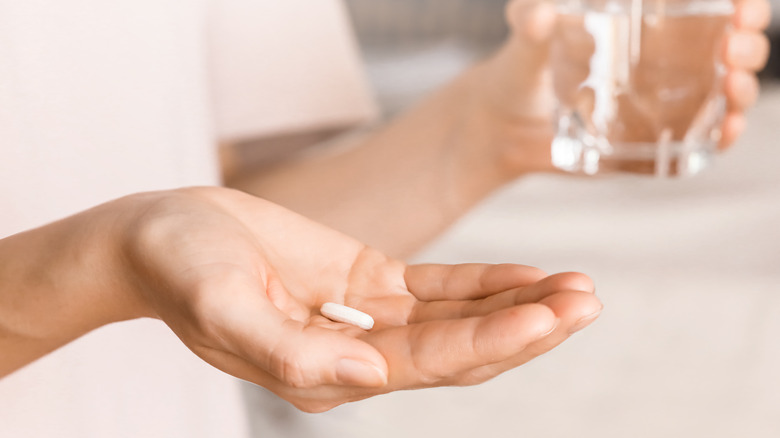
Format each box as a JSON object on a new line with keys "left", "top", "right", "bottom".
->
{"left": 320, "top": 302, "right": 374, "bottom": 330}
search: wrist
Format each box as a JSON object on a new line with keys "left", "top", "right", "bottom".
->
{"left": 1, "top": 198, "right": 151, "bottom": 340}
{"left": 0, "top": 196, "right": 155, "bottom": 375}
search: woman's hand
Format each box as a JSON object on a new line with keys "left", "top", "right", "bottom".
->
{"left": 120, "top": 188, "right": 601, "bottom": 412}
{"left": 0, "top": 188, "right": 601, "bottom": 411}
{"left": 463, "top": 0, "right": 772, "bottom": 176}
{"left": 722, "top": 0, "right": 772, "bottom": 146}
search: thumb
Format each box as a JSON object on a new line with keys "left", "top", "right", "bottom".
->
{"left": 483, "top": 0, "right": 558, "bottom": 117}
{"left": 260, "top": 320, "right": 389, "bottom": 389}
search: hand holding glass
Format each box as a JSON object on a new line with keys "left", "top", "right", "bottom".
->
{"left": 551, "top": 0, "right": 734, "bottom": 176}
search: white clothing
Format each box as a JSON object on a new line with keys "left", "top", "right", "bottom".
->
{"left": 0, "top": 0, "right": 375, "bottom": 436}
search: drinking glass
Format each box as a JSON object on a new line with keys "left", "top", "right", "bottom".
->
{"left": 550, "top": 0, "right": 734, "bottom": 176}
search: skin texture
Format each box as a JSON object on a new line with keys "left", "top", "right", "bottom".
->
{"left": 0, "top": 0, "right": 770, "bottom": 414}
{"left": 0, "top": 188, "right": 601, "bottom": 412}
{"left": 229, "top": 0, "right": 772, "bottom": 258}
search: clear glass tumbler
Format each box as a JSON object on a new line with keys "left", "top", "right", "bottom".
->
{"left": 550, "top": 0, "right": 734, "bottom": 176}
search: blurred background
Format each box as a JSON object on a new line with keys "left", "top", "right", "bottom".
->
{"left": 348, "top": 0, "right": 509, "bottom": 115}
{"left": 246, "top": 1, "right": 780, "bottom": 437}
{"left": 346, "top": 0, "right": 779, "bottom": 114}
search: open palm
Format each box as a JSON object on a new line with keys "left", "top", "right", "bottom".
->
{"left": 125, "top": 188, "right": 601, "bottom": 412}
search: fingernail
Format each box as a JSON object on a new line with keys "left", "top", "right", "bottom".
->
{"left": 336, "top": 359, "right": 387, "bottom": 387}
{"left": 568, "top": 309, "right": 602, "bottom": 335}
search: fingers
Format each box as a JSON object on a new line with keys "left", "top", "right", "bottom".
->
{"left": 367, "top": 303, "right": 558, "bottom": 389}
{"left": 405, "top": 263, "right": 547, "bottom": 301}
{"left": 719, "top": 112, "right": 747, "bottom": 150}
{"left": 455, "top": 290, "right": 603, "bottom": 385}
{"left": 193, "top": 289, "right": 602, "bottom": 411}
{"left": 725, "top": 70, "right": 761, "bottom": 112}
{"left": 725, "top": 30, "right": 771, "bottom": 72}
{"left": 408, "top": 272, "right": 594, "bottom": 323}
{"left": 512, "top": 289, "right": 603, "bottom": 359}
{"left": 734, "top": 0, "right": 772, "bottom": 31}
{"left": 720, "top": 0, "right": 770, "bottom": 149}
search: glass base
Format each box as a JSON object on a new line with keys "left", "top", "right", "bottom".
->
{"left": 552, "top": 134, "right": 716, "bottom": 177}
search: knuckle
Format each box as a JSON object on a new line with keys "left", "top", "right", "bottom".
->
{"left": 269, "top": 336, "right": 317, "bottom": 390}
{"left": 411, "top": 362, "right": 441, "bottom": 387}
{"left": 281, "top": 360, "right": 310, "bottom": 389}
{"left": 408, "top": 329, "right": 452, "bottom": 386}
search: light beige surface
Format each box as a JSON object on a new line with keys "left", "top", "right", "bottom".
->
{"left": 245, "top": 85, "right": 780, "bottom": 437}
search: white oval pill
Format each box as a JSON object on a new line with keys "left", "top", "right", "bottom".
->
{"left": 320, "top": 302, "right": 374, "bottom": 330}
